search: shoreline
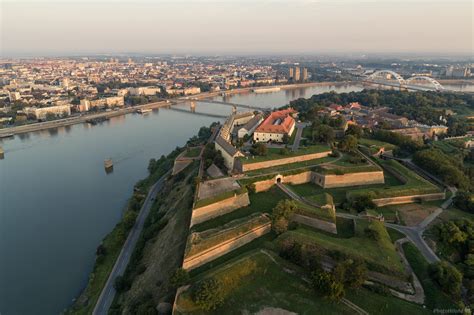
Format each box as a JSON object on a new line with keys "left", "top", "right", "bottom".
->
{"left": 0, "top": 81, "right": 356, "bottom": 137}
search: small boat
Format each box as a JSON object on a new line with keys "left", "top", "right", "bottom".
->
{"left": 0, "top": 146, "right": 4, "bottom": 159}
{"left": 104, "top": 158, "right": 113, "bottom": 173}
{"left": 0, "top": 133, "right": 14, "bottom": 139}
{"left": 136, "top": 108, "right": 152, "bottom": 114}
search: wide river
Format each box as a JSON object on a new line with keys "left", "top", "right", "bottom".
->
{"left": 0, "top": 82, "right": 468, "bottom": 314}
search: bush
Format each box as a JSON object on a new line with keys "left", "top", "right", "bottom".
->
{"left": 349, "top": 193, "right": 376, "bottom": 213}
{"left": 333, "top": 259, "right": 367, "bottom": 289}
{"left": 114, "top": 275, "right": 131, "bottom": 293}
{"left": 192, "top": 278, "right": 225, "bottom": 311}
{"left": 271, "top": 199, "right": 298, "bottom": 234}
{"left": 429, "top": 261, "right": 463, "bottom": 298}
{"left": 170, "top": 268, "right": 190, "bottom": 288}
{"left": 310, "top": 270, "right": 345, "bottom": 301}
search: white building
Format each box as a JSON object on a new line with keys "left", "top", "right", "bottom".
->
{"left": 25, "top": 105, "right": 71, "bottom": 120}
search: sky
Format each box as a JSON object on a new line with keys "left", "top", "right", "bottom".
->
{"left": 1, "top": 0, "right": 473, "bottom": 56}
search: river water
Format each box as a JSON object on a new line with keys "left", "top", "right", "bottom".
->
{"left": 0, "top": 82, "right": 467, "bottom": 314}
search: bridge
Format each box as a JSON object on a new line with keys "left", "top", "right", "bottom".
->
{"left": 167, "top": 106, "right": 228, "bottom": 119}
{"left": 194, "top": 99, "right": 267, "bottom": 111}
{"left": 364, "top": 70, "right": 445, "bottom": 91}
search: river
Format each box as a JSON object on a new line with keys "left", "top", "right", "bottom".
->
{"left": 0, "top": 82, "right": 467, "bottom": 314}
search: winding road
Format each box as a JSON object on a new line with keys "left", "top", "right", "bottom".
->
{"left": 93, "top": 171, "right": 171, "bottom": 315}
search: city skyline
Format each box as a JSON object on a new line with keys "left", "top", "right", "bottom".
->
{"left": 1, "top": 0, "right": 472, "bottom": 57}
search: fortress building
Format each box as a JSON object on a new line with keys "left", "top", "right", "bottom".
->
{"left": 253, "top": 108, "right": 297, "bottom": 143}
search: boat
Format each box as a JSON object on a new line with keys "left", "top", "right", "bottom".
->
{"left": 252, "top": 87, "right": 281, "bottom": 94}
{"left": 136, "top": 108, "right": 152, "bottom": 114}
{"left": 0, "top": 146, "right": 4, "bottom": 159}
{"left": 0, "top": 133, "right": 14, "bottom": 139}
{"left": 104, "top": 158, "right": 113, "bottom": 173}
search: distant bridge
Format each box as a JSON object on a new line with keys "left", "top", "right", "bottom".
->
{"left": 167, "top": 107, "right": 228, "bottom": 119}
{"left": 195, "top": 99, "right": 267, "bottom": 111}
{"left": 364, "top": 70, "right": 444, "bottom": 91}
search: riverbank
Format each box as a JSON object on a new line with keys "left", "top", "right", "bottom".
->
{"left": 0, "top": 81, "right": 355, "bottom": 138}
{"left": 67, "top": 151, "right": 179, "bottom": 315}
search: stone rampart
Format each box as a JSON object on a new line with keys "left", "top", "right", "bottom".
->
{"left": 182, "top": 222, "right": 271, "bottom": 270}
{"left": 190, "top": 193, "right": 250, "bottom": 226}
{"left": 292, "top": 214, "right": 337, "bottom": 234}
{"left": 313, "top": 171, "right": 385, "bottom": 188}
{"left": 373, "top": 192, "right": 446, "bottom": 207}
{"left": 241, "top": 151, "right": 331, "bottom": 172}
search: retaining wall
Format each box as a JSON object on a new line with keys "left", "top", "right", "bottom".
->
{"left": 241, "top": 151, "right": 331, "bottom": 172}
{"left": 182, "top": 222, "right": 271, "bottom": 270}
{"left": 373, "top": 192, "right": 446, "bottom": 207}
{"left": 313, "top": 171, "right": 385, "bottom": 188}
{"left": 190, "top": 193, "right": 250, "bottom": 226}
{"left": 292, "top": 214, "right": 337, "bottom": 234}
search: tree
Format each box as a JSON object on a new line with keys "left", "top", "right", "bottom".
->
{"left": 192, "top": 278, "right": 225, "bottom": 311}
{"left": 310, "top": 270, "right": 345, "bottom": 301}
{"left": 454, "top": 191, "right": 474, "bottom": 213}
{"left": 123, "top": 211, "right": 138, "bottom": 230}
{"left": 250, "top": 143, "right": 268, "bottom": 156}
{"left": 170, "top": 268, "right": 190, "bottom": 288}
{"left": 282, "top": 134, "right": 290, "bottom": 144}
{"left": 429, "top": 261, "right": 463, "bottom": 298}
{"left": 346, "top": 124, "right": 363, "bottom": 138}
{"left": 114, "top": 275, "right": 130, "bottom": 293}
{"left": 312, "top": 124, "right": 335, "bottom": 144}
{"left": 333, "top": 259, "right": 367, "bottom": 289}
{"left": 271, "top": 200, "right": 298, "bottom": 234}
{"left": 349, "top": 193, "right": 376, "bottom": 213}
{"left": 339, "top": 135, "right": 358, "bottom": 152}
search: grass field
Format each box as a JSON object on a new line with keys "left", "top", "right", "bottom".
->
{"left": 194, "top": 186, "right": 247, "bottom": 209}
{"left": 290, "top": 169, "right": 403, "bottom": 205}
{"left": 191, "top": 187, "right": 287, "bottom": 232}
{"left": 345, "top": 288, "right": 430, "bottom": 315}
{"left": 359, "top": 137, "right": 397, "bottom": 151}
{"left": 402, "top": 242, "right": 459, "bottom": 310}
{"left": 348, "top": 159, "right": 441, "bottom": 199}
{"left": 177, "top": 250, "right": 354, "bottom": 315}
{"left": 184, "top": 147, "right": 202, "bottom": 158}
{"left": 185, "top": 213, "right": 270, "bottom": 258}
{"left": 279, "top": 221, "right": 405, "bottom": 276}
{"left": 244, "top": 156, "right": 336, "bottom": 176}
{"left": 241, "top": 144, "right": 331, "bottom": 164}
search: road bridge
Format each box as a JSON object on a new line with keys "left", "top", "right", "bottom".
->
{"left": 167, "top": 107, "right": 228, "bottom": 119}
{"left": 195, "top": 99, "right": 267, "bottom": 111}
{"left": 364, "top": 70, "right": 445, "bottom": 91}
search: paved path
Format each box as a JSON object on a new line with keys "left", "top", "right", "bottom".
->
{"left": 93, "top": 171, "right": 170, "bottom": 315}
{"left": 291, "top": 122, "right": 305, "bottom": 152}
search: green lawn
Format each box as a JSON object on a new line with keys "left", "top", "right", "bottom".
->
{"left": 387, "top": 227, "right": 406, "bottom": 242}
{"left": 345, "top": 288, "right": 430, "bottom": 315}
{"left": 402, "top": 242, "right": 459, "bottom": 310}
{"left": 184, "top": 147, "right": 202, "bottom": 158}
{"left": 191, "top": 186, "right": 287, "bottom": 232}
{"left": 185, "top": 213, "right": 270, "bottom": 258}
{"left": 348, "top": 158, "right": 441, "bottom": 199}
{"left": 241, "top": 144, "right": 331, "bottom": 164}
{"left": 359, "top": 137, "right": 397, "bottom": 151}
{"left": 279, "top": 221, "right": 405, "bottom": 276}
{"left": 178, "top": 250, "right": 354, "bottom": 315}
{"left": 194, "top": 186, "right": 247, "bottom": 209}
{"left": 290, "top": 169, "right": 403, "bottom": 205}
{"left": 244, "top": 156, "right": 336, "bottom": 176}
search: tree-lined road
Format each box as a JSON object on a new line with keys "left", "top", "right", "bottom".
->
{"left": 93, "top": 171, "right": 170, "bottom": 315}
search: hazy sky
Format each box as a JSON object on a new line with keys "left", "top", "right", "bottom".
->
{"left": 1, "top": 0, "right": 473, "bottom": 56}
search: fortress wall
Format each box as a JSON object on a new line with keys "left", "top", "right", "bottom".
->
{"left": 314, "top": 171, "right": 385, "bottom": 188}
{"left": 253, "top": 178, "right": 277, "bottom": 193}
{"left": 292, "top": 214, "right": 337, "bottom": 234}
{"left": 182, "top": 222, "right": 271, "bottom": 270}
{"left": 190, "top": 193, "right": 250, "bottom": 226}
{"left": 373, "top": 192, "right": 446, "bottom": 207}
{"left": 242, "top": 151, "right": 331, "bottom": 172}
{"left": 282, "top": 171, "right": 313, "bottom": 185}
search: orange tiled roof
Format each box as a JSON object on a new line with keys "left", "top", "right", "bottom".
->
{"left": 255, "top": 108, "right": 296, "bottom": 134}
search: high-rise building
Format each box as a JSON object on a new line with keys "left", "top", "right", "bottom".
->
{"left": 294, "top": 67, "right": 300, "bottom": 82}
{"left": 289, "top": 67, "right": 294, "bottom": 79}
{"left": 302, "top": 68, "right": 308, "bottom": 81}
